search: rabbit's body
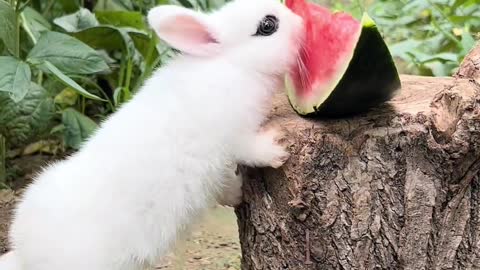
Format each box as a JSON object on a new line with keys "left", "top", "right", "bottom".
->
{"left": 8, "top": 57, "right": 278, "bottom": 270}
{"left": 0, "top": 0, "right": 303, "bottom": 269}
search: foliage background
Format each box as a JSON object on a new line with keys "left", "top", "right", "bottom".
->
{"left": 0, "top": 0, "right": 478, "bottom": 187}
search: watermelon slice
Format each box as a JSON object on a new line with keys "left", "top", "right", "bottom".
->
{"left": 285, "top": 0, "right": 401, "bottom": 117}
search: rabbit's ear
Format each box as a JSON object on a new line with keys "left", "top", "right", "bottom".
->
{"left": 148, "top": 6, "right": 220, "bottom": 57}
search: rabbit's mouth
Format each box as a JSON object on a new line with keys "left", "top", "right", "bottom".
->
{"left": 289, "top": 30, "right": 310, "bottom": 95}
{"left": 287, "top": 11, "right": 309, "bottom": 94}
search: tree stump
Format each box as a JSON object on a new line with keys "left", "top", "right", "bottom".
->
{"left": 236, "top": 44, "right": 480, "bottom": 270}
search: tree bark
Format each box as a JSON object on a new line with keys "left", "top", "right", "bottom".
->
{"left": 236, "top": 44, "right": 480, "bottom": 270}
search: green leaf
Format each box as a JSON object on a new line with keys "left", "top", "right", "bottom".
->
{"left": 0, "top": 39, "right": 4, "bottom": 54}
{"left": 389, "top": 39, "right": 422, "bottom": 59}
{"left": 57, "top": 0, "right": 81, "bottom": 13}
{"left": 53, "top": 8, "right": 99, "bottom": 32}
{"left": 173, "top": 0, "right": 194, "bottom": 8}
{"left": 0, "top": 1, "right": 17, "bottom": 54}
{"left": 416, "top": 52, "right": 459, "bottom": 63}
{"left": 27, "top": 31, "right": 109, "bottom": 75}
{"left": 452, "top": 0, "right": 468, "bottom": 10}
{"left": 94, "top": 0, "right": 134, "bottom": 11}
{"left": 62, "top": 108, "right": 98, "bottom": 149}
{"left": 423, "top": 61, "right": 451, "bottom": 77}
{"left": 54, "top": 87, "right": 79, "bottom": 107}
{"left": 50, "top": 124, "right": 65, "bottom": 135}
{"left": 0, "top": 56, "right": 32, "bottom": 102}
{"left": 460, "top": 31, "right": 476, "bottom": 56}
{"left": 114, "top": 0, "right": 134, "bottom": 9}
{"left": 42, "top": 61, "right": 104, "bottom": 101}
{"left": 128, "top": 30, "right": 160, "bottom": 63}
{"left": 20, "top": 7, "right": 52, "bottom": 43}
{"left": 97, "top": 49, "right": 117, "bottom": 64}
{"left": 96, "top": 10, "right": 146, "bottom": 29}
{"left": 448, "top": 15, "right": 479, "bottom": 24}
{"left": 71, "top": 26, "right": 136, "bottom": 56}
{"left": 0, "top": 82, "right": 55, "bottom": 147}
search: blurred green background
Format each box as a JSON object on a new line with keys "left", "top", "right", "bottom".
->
{"left": 0, "top": 0, "right": 478, "bottom": 188}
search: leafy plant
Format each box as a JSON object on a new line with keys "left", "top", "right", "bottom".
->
{"left": 0, "top": 0, "right": 161, "bottom": 185}
{"left": 0, "top": 0, "right": 232, "bottom": 187}
{"left": 326, "top": 0, "right": 479, "bottom": 76}
{"left": 0, "top": 1, "right": 109, "bottom": 154}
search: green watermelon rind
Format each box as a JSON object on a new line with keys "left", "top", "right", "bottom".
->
{"left": 286, "top": 13, "right": 401, "bottom": 117}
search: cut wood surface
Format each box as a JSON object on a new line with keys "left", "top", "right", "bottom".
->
{"left": 236, "top": 44, "right": 480, "bottom": 270}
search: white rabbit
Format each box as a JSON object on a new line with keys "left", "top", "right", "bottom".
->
{"left": 0, "top": 0, "right": 303, "bottom": 269}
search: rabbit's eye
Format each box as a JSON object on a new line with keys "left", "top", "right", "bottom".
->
{"left": 254, "top": 15, "right": 279, "bottom": 36}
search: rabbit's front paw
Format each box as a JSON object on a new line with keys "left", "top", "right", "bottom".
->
{"left": 255, "top": 128, "right": 290, "bottom": 169}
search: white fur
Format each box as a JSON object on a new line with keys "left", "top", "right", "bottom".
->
{"left": 0, "top": 252, "right": 19, "bottom": 269}
{"left": 0, "top": 0, "right": 303, "bottom": 269}
{"left": 215, "top": 162, "right": 244, "bottom": 207}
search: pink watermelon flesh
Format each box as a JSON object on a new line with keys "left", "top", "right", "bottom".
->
{"left": 286, "top": 0, "right": 362, "bottom": 108}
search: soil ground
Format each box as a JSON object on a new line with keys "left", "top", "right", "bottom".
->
{"left": 157, "top": 207, "right": 241, "bottom": 270}
{"left": 0, "top": 154, "right": 241, "bottom": 270}
{"left": 0, "top": 189, "right": 15, "bottom": 254}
